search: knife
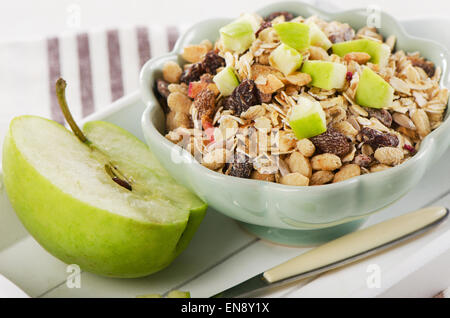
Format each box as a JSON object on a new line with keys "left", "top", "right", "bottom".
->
{"left": 212, "top": 206, "right": 448, "bottom": 298}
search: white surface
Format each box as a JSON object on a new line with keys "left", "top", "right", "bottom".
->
{"left": 1, "top": 0, "right": 450, "bottom": 42}
{"left": 0, "top": 275, "right": 28, "bottom": 298}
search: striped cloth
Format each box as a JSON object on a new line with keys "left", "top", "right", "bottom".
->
{"left": 0, "top": 25, "right": 186, "bottom": 142}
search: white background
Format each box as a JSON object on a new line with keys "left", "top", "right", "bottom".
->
{"left": 0, "top": 0, "right": 449, "bottom": 42}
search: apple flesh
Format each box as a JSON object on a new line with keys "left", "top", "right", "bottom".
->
{"left": 213, "top": 66, "right": 240, "bottom": 96}
{"left": 220, "top": 20, "right": 255, "bottom": 53}
{"left": 2, "top": 116, "right": 207, "bottom": 278}
{"left": 273, "top": 22, "right": 310, "bottom": 51}
{"left": 289, "top": 97, "right": 327, "bottom": 139}
{"left": 269, "top": 43, "right": 303, "bottom": 76}
{"left": 306, "top": 21, "right": 332, "bottom": 50}
{"left": 332, "top": 39, "right": 391, "bottom": 68}
{"left": 301, "top": 60, "right": 347, "bottom": 90}
{"left": 355, "top": 67, "right": 394, "bottom": 109}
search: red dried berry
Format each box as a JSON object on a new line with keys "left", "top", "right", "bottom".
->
{"left": 360, "top": 127, "right": 399, "bottom": 149}
{"left": 403, "top": 144, "right": 416, "bottom": 154}
{"left": 346, "top": 72, "right": 353, "bottom": 81}
{"left": 310, "top": 128, "right": 352, "bottom": 156}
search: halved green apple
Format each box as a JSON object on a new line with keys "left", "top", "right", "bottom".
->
{"left": 2, "top": 79, "right": 207, "bottom": 278}
{"left": 301, "top": 60, "right": 347, "bottom": 90}
{"left": 213, "top": 66, "right": 240, "bottom": 96}
{"left": 273, "top": 22, "right": 310, "bottom": 51}
{"left": 289, "top": 96, "right": 327, "bottom": 139}
{"left": 269, "top": 43, "right": 303, "bottom": 75}
{"left": 332, "top": 39, "right": 391, "bottom": 68}
{"left": 306, "top": 21, "right": 332, "bottom": 50}
{"left": 220, "top": 20, "right": 255, "bottom": 53}
{"left": 355, "top": 67, "right": 394, "bottom": 109}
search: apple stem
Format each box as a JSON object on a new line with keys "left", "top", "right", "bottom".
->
{"left": 55, "top": 78, "right": 90, "bottom": 145}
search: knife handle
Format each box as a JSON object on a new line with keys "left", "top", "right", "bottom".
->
{"left": 263, "top": 206, "right": 448, "bottom": 283}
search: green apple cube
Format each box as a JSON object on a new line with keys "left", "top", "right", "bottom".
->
{"left": 332, "top": 39, "right": 391, "bottom": 68}
{"left": 301, "top": 60, "right": 347, "bottom": 90}
{"left": 273, "top": 22, "right": 310, "bottom": 51}
{"left": 213, "top": 66, "right": 240, "bottom": 96}
{"left": 236, "top": 13, "right": 261, "bottom": 32}
{"left": 2, "top": 116, "right": 207, "bottom": 278}
{"left": 355, "top": 67, "right": 394, "bottom": 109}
{"left": 220, "top": 20, "right": 255, "bottom": 53}
{"left": 289, "top": 97, "right": 327, "bottom": 139}
{"left": 306, "top": 21, "right": 332, "bottom": 50}
{"left": 269, "top": 43, "right": 303, "bottom": 75}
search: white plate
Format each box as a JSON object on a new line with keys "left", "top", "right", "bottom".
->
{"left": 0, "top": 18, "right": 449, "bottom": 298}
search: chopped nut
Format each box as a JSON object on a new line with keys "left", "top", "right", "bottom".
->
{"left": 296, "top": 138, "right": 316, "bottom": 157}
{"left": 286, "top": 151, "right": 312, "bottom": 178}
{"left": 167, "top": 92, "right": 192, "bottom": 114}
{"left": 333, "top": 164, "right": 361, "bottom": 183}
{"left": 344, "top": 52, "right": 371, "bottom": 64}
{"left": 163, "top": 61, "right": 183, "bottom": 83}
{"left": 257, "top": 74, "right": 285, "bottom": 94}
{"left": 251, "top": 170, "right": 275, "bottom": 182}
{"left": 182, "top": 44, "right": 209, "bottom": 63}
{"left": 166, "top": 111, "right": 191, "bottom": 131}
{"left": 411, "top": 109, "right": 431, "bottom": 138}
{"left": 311, "top": 153, "right": 342, "bottom": 171}
{"left": 280, "top": 172, "right": 309, "bottom": 186}
{"left": 370, "top": 163, "right": 391, "bottom": 173}
{"left": 285, "top": 72, "right": 312, "bottom": 86}
{"left": 374, "top": 147, "right": 404, "bottom": 165}
{"left": 393, "top": 112, "right": 416, "bottom": 130}
{"left": 310, "top": 170, "right": 334, "bottom": 185}
{"left": 308, "top": 46, "right": 329, "bottom": 61}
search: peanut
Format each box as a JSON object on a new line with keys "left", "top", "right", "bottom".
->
{"left": 286, "top": 151, "right": 312, "bottom": 178}
{"left": 167, "top": 92, "right": 192, "bottom": 114}
{"left": 311, "top": 153, "right": 342, "bottom": 171}
{"left": 374, "top": 147, "right": 404, "bottom": 166}
{"left": 280, "top": 172, "right": 309, "bottom": 186}
{"left": 411, "top": 109, "right": 431, "bottom": 138}
{"left": 333, "top": 164, "right": 361, "bottom": 183}
{"left": 296, "top": 138, "right": 316, "bottom": 157}
{"left": 162, "top": 61, "right": 182, "bottom": 83}
{"left": 310, "top": 170, "right": 334, "bottom": 185}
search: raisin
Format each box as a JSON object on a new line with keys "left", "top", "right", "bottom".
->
{"left": 354, "top": 154, "right": 372, "bottom": 168}
{"left": 202, "top": 51, "right": 225, "bottom": 75}
{"left": 407, "top": 55, "right": 435, "bottom": 78}
{"left": 180, "top": 62, "right": 205, "bottom": 84}
{"left": 256, "top": 21, "right": 272, "bottom": 37}
{"left": 367, "top": 108, "right": 392, "bottom": 127}
{"left": 156, "top": 79, "right": 170, "bottom": 98}
{"left": 193, "top": 89, "right": 216, "bottom": 123}
{"left": 228, "top": 152, "right": 253, "bottom": 178}
{"left": 360, "top": 127, "right": 399, "bottom": 149}
{"left": 310, "top": 128, "right": 351, "bottom": 156}
{"left": 224, "top": 79, "right": 261, "bottom": 116}
{"left": 259, "top": 91, "right": 273, "bottom": 103}
{"left": 264, "top": 11, "right": 294, "bottom": 22}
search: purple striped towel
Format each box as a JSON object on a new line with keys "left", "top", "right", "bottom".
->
{"left": 0, "top": 25, "right": 185, "bottom": 153}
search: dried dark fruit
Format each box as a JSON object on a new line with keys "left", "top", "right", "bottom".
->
{"left": 193, "top": 89, "right": 216, "bottom": 123}
{"left": 256, "top": 21, "right": 272, "bottom": 37}
{"left": 310, "top": 128, "right": 352, "bottom": 156}
{"left": 259, "top": 91, "right": 273, "bottom": 103}
{"left": 228, "top": 152, "right": 253, "bottom": 178}
{"left": 200, "top": 73, "right": 214, "bottom": 83}
{"left": 180, "top": 62, "right": 205, "bottom": 84}
{"left": 264, "top": 11, "right": 294, "bottom": 22}
{"left": 360, "top": 127, "right": 399, "bottom": 149}
{"left": 202, "top": 51, "right": 225, "bottom": 75}
{"left": 156, "top": 79, "right": 170, "bottom": 98}
{"left": 224, "top": 79, "right": 262, "bottom": 116}
{"left": 354, "top": 154, "right": 372, "bottom": 168}
{"left": 407, "top": 55, "right": 435, "bottom": 78}
{"left": 367, "top": 108, "right": 392, "bottom": 127}
{"left": 328, "top": 23, "right": 355, "bottom": 43}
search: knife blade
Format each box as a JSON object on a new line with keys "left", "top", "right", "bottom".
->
{"left": 212, "top": 206, "right": 448, "bottom": 298}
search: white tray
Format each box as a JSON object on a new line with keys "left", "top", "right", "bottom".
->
{"left": 1, "top": 18, "right": 450, "bottom": 298}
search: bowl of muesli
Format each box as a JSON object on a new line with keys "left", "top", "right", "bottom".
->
{"left": 140, "top": 2, "right": 450, "bottom": 245}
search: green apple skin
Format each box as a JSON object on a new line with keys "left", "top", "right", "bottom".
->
{"left": 2, "top": 117, "right": 207, "bottom": 278}
{"left": 332, "top": 39, "right": 390, "bottom": 67}
{"left": 269, "top": 43, "right": 303, "bottom": 75}
{"left": 213, "top": 66, "right": 240, "bottom": 96}
{"left": 289, "top": 97, "right": 327, "bottom": 139}
{"left": 220, "top": 21, "right": 255, "bottom": 53}
{"left": 301, "top": 60, "right": 347, "bottom": 90}
{"left": 355, "top": 67, "right": 394, "bottom": 109}
{"left": 273, "top": 22, "right": 310, "bottom": 51}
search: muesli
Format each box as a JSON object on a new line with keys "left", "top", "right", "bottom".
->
{"left": 155, "top": 11, "right": 449, "bottom": 186}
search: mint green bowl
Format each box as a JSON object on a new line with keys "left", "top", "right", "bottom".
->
{"left": 140, "top": 2, "right": 450, "bottom": 245}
